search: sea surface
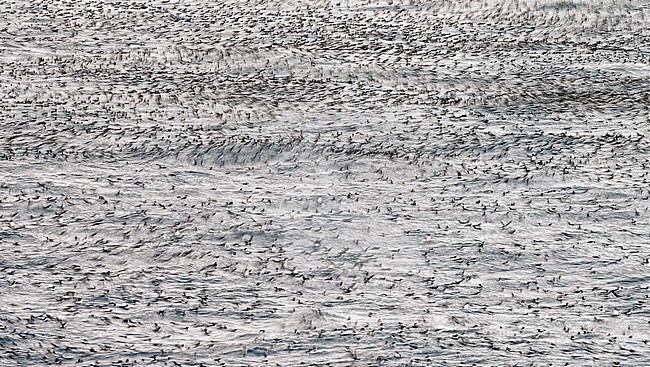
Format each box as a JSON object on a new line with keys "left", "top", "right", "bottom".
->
{"left": 1, "top": 0, "right": 649, "bottom": 366}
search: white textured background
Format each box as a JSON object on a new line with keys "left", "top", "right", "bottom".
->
{"left": 1, "top": 0, "right": 649, "bottom": 366}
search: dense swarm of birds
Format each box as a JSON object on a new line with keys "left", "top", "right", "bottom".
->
{"left": 1, "top": 0, "right": 649, "bottom": 365}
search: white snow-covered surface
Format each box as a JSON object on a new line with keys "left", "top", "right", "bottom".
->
{"left": 1, "top": 0, "right": 649, "bottom": 366}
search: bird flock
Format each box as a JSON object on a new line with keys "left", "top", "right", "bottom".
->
{"left": 1, "top": 0, "right": 649, "bottom": 366}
